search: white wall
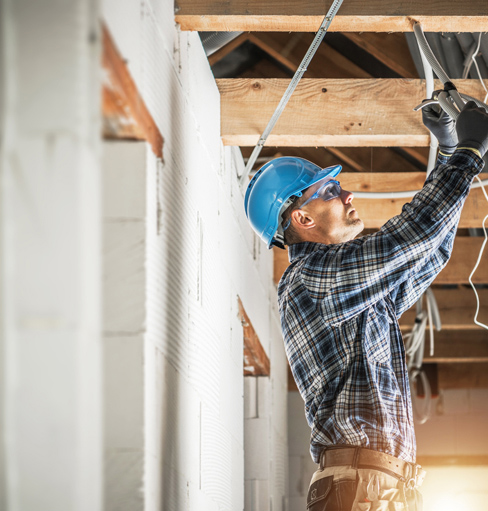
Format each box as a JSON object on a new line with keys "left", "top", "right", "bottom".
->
{"left": 0, "top": 0, "right": 103, "bottom": 510}
{"left": 101, "top": 1, "right": 288, "bottom": 510}
{"left": 0, "top": 0, "right": 288, "bottom": 508}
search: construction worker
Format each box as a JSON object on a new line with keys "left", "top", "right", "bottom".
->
{"left": 244, "top": 101, "right": 488, "bottom": 510}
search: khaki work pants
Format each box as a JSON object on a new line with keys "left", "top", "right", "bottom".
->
{"left": 307, "top": 465, "right": 423, "bottom": 511}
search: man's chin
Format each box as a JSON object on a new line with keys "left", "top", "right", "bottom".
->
{"left": 350, "top": 217, "right": 364, "bottom": 237}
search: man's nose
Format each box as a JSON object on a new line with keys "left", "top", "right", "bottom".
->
{"left": 341, "top": 189, "right": 354, "bottom": 204}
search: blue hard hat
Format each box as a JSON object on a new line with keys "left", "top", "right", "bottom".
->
{"left": 244, "top": 157, "right": 342, "bottom": 249}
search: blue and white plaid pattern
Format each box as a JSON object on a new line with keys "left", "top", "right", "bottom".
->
{"left": 278, "top": 150, "right": 484, "bottom": 464}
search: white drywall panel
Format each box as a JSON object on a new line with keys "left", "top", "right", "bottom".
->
{"left": 1, "top": 0, "right": 102, "bottom": 508}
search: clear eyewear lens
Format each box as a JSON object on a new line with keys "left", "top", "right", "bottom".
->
{"left": 282, "top": 180, "right": 341, "bottom": 232}
{"left": 301, "top": 180, "right": 341, "bottom": 209}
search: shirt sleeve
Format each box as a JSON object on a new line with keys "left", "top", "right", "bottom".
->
{"left": 311, "top": 149, "right": 485, "bottom": 325}
{"left": 389, "top": 152, "right": 456, "bottom": 318}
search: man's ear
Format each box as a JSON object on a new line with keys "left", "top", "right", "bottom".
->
{"left": 291, "top": 209, "right": 315, "bottom": 231}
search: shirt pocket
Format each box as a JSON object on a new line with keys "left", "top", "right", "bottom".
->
{"left": 364, "top": 302, "right": 392, "bottom": 365}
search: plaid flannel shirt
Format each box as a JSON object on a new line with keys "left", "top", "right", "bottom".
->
{"left": 278, "top": 149, "right": 484, "bottom": 464}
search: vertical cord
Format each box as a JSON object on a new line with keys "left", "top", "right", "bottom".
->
{"left": 469, "top": 176, "right": 488, "bottom": 330}
{"left": 471, "top": 33, "right": 488, "bottom": 104}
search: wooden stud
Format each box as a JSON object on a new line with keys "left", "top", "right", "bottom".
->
{"left": 102, "top": 24, "right": 163, "bottom": 158}
{"left": 238, "top": 298, "right": 271, "bottom": 376}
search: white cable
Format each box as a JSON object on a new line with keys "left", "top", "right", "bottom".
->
{"left": 471, "top": 33, "right": 488, "bottom": 104}
{"left": 468, "top": 176, "right": 488, "bottom": 330}
{"left": 415, "top": 29, "right": 437, "bottom": 175}
{"left": 410, "top": 368, "right": 432, "bottom": 425}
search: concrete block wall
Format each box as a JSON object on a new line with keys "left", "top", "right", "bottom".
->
{"left": 103, "top": 141, "right": 147, "bottom": 510}
{"left": 0, "top": 0, "right": 103, "bottom": 509}
{"left": 101, "top": 1, "right": 288, "bottom": 510}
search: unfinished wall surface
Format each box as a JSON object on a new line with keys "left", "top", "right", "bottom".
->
{"left": 0, "top": 0, "right": 103, "bottom": 509}
{"left": 102, "top": 1, "right": 288, "bottom": 510}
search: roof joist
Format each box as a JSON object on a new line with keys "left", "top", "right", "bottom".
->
{"left": 218, "top": 79, "right": 488, "bottom": 147}
{"left": 175, "top": 1, "right": 488, "bottom": 32}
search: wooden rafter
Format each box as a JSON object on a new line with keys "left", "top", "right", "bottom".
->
{"left": 274, "top": 235, "right": 488, "bottom": 285}
{"left": 238, "top": 298, "right": 271, "bottom": 376}
{"left": 175, "top": 1, "right": 488, "bottom": 32}
{"left": 217, "top": 78, "right": 488, "bottom": 147}
{"left": 343, "top": 33, "right": 418, "bottom": 77}
{"left": 247, "top": 32, "right": 372, "bottom": 78}
{"left": 102, "top": 24, "right": 163, "bottom": 158}
{"left": 208, "top": 33, "right": 250, "bottom": 66}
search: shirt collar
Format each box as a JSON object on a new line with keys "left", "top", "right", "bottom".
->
{"left": 288, "top": 241, "right": 329, "bottom": 263}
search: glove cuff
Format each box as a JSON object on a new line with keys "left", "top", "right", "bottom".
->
{"left": 439, "top": 144, "right": 457, "bottom": 155}
{"left": 457, "top": 140, "right": 487, "bottom": 158}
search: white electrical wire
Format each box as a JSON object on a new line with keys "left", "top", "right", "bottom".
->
{"left": 471, "top": 33, "right": 488, "bottom": 104}
{"left": 468, "top": 175, "right": 488, "bottom": 331}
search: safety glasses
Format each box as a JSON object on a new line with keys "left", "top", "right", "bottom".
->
{"left": 300, "top": 179, "right": 341, "bottom": 209}
{"left": 283, "top": 179, "right": 341, "bottom": 231}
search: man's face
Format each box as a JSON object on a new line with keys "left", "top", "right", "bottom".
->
{"left": 298, "top": 178, "right": 364, "bottom": 244}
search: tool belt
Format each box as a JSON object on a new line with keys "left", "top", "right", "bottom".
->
{"left": 319, "top": 446, "right": 425, "bottom": 488}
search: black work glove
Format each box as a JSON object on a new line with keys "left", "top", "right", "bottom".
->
{"left": 421, "top": 101, "right": 458, "bottom": 153}
{"left": 456, "top": 101, "right": 488, "bottom": 157}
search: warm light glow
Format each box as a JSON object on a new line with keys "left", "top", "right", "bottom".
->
{"left": 421, "top": 466, "right": 488, "bottom": 511}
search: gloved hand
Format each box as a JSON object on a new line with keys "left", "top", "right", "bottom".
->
{"left": 421, "top": 101, "right": 458, "bottom": 153}
{"left": 456, "top": 101, "right": 488, "bottom": 157}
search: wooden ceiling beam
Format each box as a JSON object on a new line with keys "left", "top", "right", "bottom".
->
{"left": 175, "top": 1, "right": 488, "bottom": 32}
{"left": 274, "top": 235, "right": 488, "bottom": 285}
{"left": 423, "top": 330, "right": 488, "bottom": 363}
{"left": 400, "top": 288, "right": 488, "bottom": 330}
{"left": 218, "top": 79, "right": 488, "bottom": 147}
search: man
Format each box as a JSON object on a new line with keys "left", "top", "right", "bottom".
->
{"left": 244, "top": 101, "right": 488, "bottom": 510}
